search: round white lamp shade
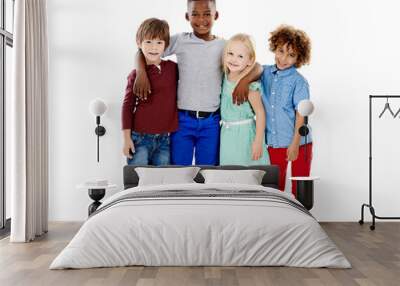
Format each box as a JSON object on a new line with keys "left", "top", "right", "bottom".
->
{"left": 298, "top": 99, "right": 314, "bottom": 117}
{"left": 89, "top": 98, "right": 107, "bottom": 116}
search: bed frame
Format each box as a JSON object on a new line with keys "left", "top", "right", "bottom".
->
{"left": 123, "top": 165, "right": 280, "bottom": 189}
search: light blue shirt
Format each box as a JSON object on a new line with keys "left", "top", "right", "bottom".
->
{"left": 261, "top": 64, "right": 312, "bottom": 148}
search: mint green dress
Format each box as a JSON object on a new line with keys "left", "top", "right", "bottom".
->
{"left": 219, "top": 76, "right": 270, "bottom": 166}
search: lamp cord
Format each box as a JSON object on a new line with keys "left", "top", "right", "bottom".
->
{"left": 97, "top": 124, "right": 100, "bottom": 162}
{"left": 305, "top": 132, "right": 308, "bottom": 162}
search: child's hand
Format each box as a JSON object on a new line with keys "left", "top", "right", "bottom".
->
{"left": 232, "top": 80, "right": 249, "bottom": 105}
{"left": 134, "top": 71, "right": 151, "bottom": 101}
{"left": 251, "top": 140, "right": 263, "bottom": 161}
{"left": 286, "top": 143, "right": 299, "bottom": 161}
{"left": 123, "top": 139, "right": 135, "bottom": 159}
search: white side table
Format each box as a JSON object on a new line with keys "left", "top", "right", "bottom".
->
{"left": 289, "top": 176, "right": 320, "bottom": 210}
{"left": 77, "top": 183, "right": 117, "bottom": 216}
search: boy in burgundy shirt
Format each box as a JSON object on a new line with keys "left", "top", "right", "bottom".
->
{"left": 122, "top": 18, "right": 178, "bottom": 165}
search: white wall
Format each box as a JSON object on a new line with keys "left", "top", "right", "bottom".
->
{"left": 47, "top": 0, "right": 400, "bottom": 221}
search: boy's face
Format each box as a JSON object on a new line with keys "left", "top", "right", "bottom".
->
{"left": 225, "top": 41, "right": 253, "bottom": 74}
{"left": 274, "top": 43, "right": 298, "bottom": 70}
{"left": 186, "top": 1, "right": 218, "bottom": 40}
{"left": 138, "top": 38, "right": 165, "bottom": 65}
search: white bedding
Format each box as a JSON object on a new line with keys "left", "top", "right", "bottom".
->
{"left": 50, "top": 183, "right": 350, "bottom": 269}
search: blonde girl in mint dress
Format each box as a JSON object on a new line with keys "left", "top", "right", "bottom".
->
{"left": 220, "top": 34, "right": 270, "bottom": 165}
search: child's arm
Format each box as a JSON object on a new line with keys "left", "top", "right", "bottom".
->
{"left": 248, "top": 90, "right": 266, "bottom": 161}
{"left": 122, "top": 129, "right": 135, "bottom": 159}
{"left": 133, "top": 50, "right": 151, "bottom": 101}
{"left": 232, "top": 63, "right": 263, "bottom": 105}
{"left": 287, "top": 112, "right": 304, "bottom": 161}
{"left": 122, "top": 72, "right": 137, "bottom": 158}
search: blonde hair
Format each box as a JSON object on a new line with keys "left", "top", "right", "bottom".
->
{"left": 223, "top": 33, "right": 256, "bottom": 75}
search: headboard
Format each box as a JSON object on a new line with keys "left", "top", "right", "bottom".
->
{"left": 123, "top": 165, "right": 280, "bottom": 190}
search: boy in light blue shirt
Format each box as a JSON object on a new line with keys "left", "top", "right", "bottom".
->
{"left": 260, "top": 25, "right": 312, "bottom": 195}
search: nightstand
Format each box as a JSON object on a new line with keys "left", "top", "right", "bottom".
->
{"left": 77, "top": 183, "right": 117, "bottom": 216}
{"left": 289, "top": 176, "right": 319, "bottom": 210}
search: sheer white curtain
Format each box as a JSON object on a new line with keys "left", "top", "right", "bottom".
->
{"left": 10, "top": 0, "right": 48, "bottom": 242}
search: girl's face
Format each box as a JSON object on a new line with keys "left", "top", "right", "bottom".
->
{"left": 139, "top": 38, "right": 165, "bottom": 65}
{"left": 275, "top": 43, "right": 298, "bottom": 70}
{"left": 225, "top": 41, "right": 253, "bottom": 74}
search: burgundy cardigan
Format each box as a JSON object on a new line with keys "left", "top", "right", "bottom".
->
{"left": 122, "top": 60, "right": 178, "bottom": 134}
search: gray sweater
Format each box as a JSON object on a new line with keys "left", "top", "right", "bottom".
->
{"left": 164, "top": 32, "right": 225, "bottom": 112}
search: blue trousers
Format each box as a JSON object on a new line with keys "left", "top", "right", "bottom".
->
{"left": 127, "top": 132, "right": 170, "bottom": 166}
{"left": 170, "top": 111, "right": 220, "bottom": 165}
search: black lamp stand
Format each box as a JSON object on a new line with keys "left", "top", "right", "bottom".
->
{"left": 298, "top": 116, "right": 309, "bottom": 162}
{"left": 95, "top": 115, "right": 106, "bottom": 162}
{"left": 88, "top": 188, "right": 106, "bottom": 216}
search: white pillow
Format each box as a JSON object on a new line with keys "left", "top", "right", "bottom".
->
{"left": 200, "top": 169, "right": 266, "bottom": 185}
{"left": 135, "top": 167, "right": 200, "bottom": 186}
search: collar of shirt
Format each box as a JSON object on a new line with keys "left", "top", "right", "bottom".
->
{"left": 270, "top": 65, "right": 296, "bottom": 77}
{"left": 146, "top": 60, "right": 165, "bottom": 75}
{"left": 190, "top": 32, "right": 220, "bottom": 43}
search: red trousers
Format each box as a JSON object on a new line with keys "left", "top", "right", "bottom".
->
{"left": 267, "top": 143, "right": 313, "bottom": 196}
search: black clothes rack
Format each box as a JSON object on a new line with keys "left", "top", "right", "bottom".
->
{"left": 359, "top": 95, "right": 400, "bottom": 230}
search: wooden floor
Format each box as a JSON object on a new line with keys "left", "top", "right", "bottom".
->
{"left": 0, "top": 222, "right": 399, "bottom": 286}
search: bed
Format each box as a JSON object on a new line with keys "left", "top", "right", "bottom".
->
{"left": 50, "top": 165, "right": 350, "bottom": 269}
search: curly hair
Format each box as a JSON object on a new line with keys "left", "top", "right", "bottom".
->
{"left": 269, "top": 25, "right": 311, "bottom": 68}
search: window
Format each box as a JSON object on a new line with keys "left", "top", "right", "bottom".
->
{"left": 0, "top": 0, "right": 14, "bottom": 235}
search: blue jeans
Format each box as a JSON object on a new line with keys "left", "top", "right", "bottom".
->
{"left": 127, "top": 132, "right": 170, "bottom": 166}
{"left": 170, "top": 111, "right": 220, "bottom": 165}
